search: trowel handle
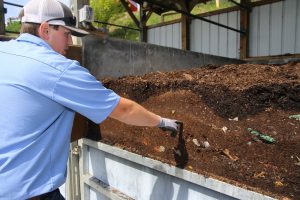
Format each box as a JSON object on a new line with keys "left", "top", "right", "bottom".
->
{"left": 175, "top": 121, "right": 183, "bottom": 137}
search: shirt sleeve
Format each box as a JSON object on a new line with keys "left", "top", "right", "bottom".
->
{"left": 52, "top": 61, "right": 120, "bottom": 124}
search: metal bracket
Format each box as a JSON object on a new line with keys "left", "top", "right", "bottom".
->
{"left": 83, "top": 174, "right": 134, "bottom": 200}
{"left": 72, "top": 145, "right": 81, "bottom": 156}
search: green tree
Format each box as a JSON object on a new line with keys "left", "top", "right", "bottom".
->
{"left": 90, "top": 0, "right": 139, "bottom": 41}
{"left": 6, "top": 21, "right": 21, "bottom": 33}
{"left": 191, "top": 0, "right": 235, "bottom": 14}
{"left": 91, "top": 0, "right": 125, "bottom": 24}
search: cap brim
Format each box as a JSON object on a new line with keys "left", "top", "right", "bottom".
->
{"left": 64, "top": 25, "right": 89, "bottom": 37}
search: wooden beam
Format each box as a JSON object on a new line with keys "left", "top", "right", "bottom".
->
{"left": 177, "top": 0, "right": 188, "bottom": 12}
{"left": 250, "top": 0, "right": 282, "bottom": 7}
{"left": 240, "top": 0, "right": 250, "bottom": 59}
{"left": 188, "top": 0, "right": 203, "bottom": 11}
{"left": 0, "top": 0, "right": 5, "bottom": 35}
{"left": 120, "top": 0, "right": 140, "bottom": 28}
{"left": 145, "top": 10, "right": 153, "bottom": 22}
{"left": 181, "top": 14, "right": 190, "bottom": 50}
{"left": 181, "top": 0, "right": 190, "bottom": 50}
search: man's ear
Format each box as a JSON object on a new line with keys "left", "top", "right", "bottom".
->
{"left": 38, "top": 22, "right": 50, "bottom": 40}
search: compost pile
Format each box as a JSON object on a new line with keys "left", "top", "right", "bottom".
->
{"left": 99, "top": 62, "right": 300, "bottom": 199}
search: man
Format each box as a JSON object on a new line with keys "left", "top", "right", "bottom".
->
{"left": 0, "top": 0, "right": 179, "bottom": 199}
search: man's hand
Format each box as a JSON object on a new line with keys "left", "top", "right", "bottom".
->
{"left": 158, "top": 117, "right": 180, "bottom": 137}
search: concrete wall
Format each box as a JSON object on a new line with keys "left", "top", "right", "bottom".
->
{"left": 82, "top": 35, "right": 244, "bottom": 78}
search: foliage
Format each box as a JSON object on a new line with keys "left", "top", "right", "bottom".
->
{"left": 5, "top": 21, "right": 21, "bottom": 33}
{"left": 90, "top": 0, "right": 139, "bottom": 41}
{"left": 108, "top": 14, "right": 140, "bottom": 41}
{"left": 91, "top": 0, "right": 125, "bottom": 28}
{"left": 191, "top": 0, "right": 235, "bottom": 14}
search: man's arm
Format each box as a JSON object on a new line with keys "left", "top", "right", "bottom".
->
{"left": 109, "top": 97, "right": 180, "bottom": 135}
{"left": 109, "top": 97, "right": 161, "bottom": 126}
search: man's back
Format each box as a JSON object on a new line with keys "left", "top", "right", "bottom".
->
{"left": 0, "top": 34, "right": 74, "bottom": 199}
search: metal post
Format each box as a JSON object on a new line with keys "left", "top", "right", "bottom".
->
{"left": 140, "top": 8, "right": 147, "bottom": 42}
{"left": 0, "top": 0, "right": 5, "bottom": 35}
{"left": 78, "top": 139, "right": 90, "bottom": 200}
{"left": 70, "top": 0, "right": 90, "bottom": 45}
{"left": 66, "top": 142, "right": 82, "bottom": 200}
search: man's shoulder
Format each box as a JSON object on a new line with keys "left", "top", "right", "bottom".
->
{"left": 2, "top": 40, "right": 76, "bottom": 73}
{"left": 36, "top": 49, "right": 76, "bottom": 72}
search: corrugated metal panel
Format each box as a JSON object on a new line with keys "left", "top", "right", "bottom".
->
{"left": 147, "top": 23, "right": 181, "bottom": 49}
{"left": 219, "top": 13, "right": 228, "bottom": 57}
{"left": 148, "top": 29, "right": 155, "bottom": 46}
{"left": 297, "top": 0, "right": 300, "bottom": 53}
{"left": 250, "top": 6, "right": 259, "bottom": 57}
{"left": 190, "top": 11, "right": 240, "bottom": 59}
{"left": 210, "top": 15, "right": 219, "bottom": 56}
{"left": 190, "top": 19, "right": 200, "bottom": 52}
{"left": 259, "top": 4, "right": 270, "bottom": 56}
{"left": 154, "top": 28, "right": 160, "bottom": 44}
{"left": 250, "top": 0, "right": 300, "bottom": 57}
{"left": 270, "top": 1, "right": 283, "bottom": 55}
{"left": 282, "top": 0, "right": 297, "bottom": 54}
{"left": 173, "top": 23, "right": 181, "bottom": 49}
{"left": 160, "top": 25, "right": 167, "bottom": 46}
{"left": 228, "top": 11, "right": 240, "bottom": 58}
{"left": 202, "top": 18, "right": 210, "bottom": 54}
{"left": 166, "top": 25, "right": 173, "bottom": 47}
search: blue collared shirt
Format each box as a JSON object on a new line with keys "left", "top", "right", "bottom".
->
{"left": 0, "top": 34, "right": 120, "bottom": 199}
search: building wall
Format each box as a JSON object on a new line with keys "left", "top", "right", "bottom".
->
{"left": 147, "top": 0, "right": 300, "bottom": 59}
{"left": 148, "top": 23, "right": 182, "bottom": 49}
{"left": 190, "top": 11, "right": 240, "bottom": 59}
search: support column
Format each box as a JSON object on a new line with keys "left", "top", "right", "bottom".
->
{"left": 181, "top": 14, "right": 190, "bottom": 50}
{"left": 140, "top": 8, "right": 147, "bottom": 42}
{"left": 240, "top": 0, "right": 250, "bottom": 59}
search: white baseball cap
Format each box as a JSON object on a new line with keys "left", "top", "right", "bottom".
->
{"left": 21, "top": 0, "right": 89, "bottom": 37}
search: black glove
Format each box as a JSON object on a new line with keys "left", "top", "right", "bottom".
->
{"left": 158, "top": 117, "right": 180, "bottom": 137}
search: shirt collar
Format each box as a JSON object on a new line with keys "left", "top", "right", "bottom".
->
{"left": 16, "top": 33, "right": 53, "bottom": 51}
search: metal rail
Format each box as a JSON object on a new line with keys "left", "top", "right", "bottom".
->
{"left": 3, "top": 1, "right": 23, "bottom": 8}
{"left": 94, "top": 20, "right": 140, "bottom": 31}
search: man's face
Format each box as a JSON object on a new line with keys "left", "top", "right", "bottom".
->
{"left": 47, "top": 26, "right": 73, "bottom": 55}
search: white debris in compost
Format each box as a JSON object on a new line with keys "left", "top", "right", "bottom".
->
{"left": 202, "top": 141, "right": 210, "bottom": 148}
{"left": 192, "top": 139, "right": 201, "bottom": 147}
{"left": 222, "top": 126, "right": 228, "bottom": 133}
